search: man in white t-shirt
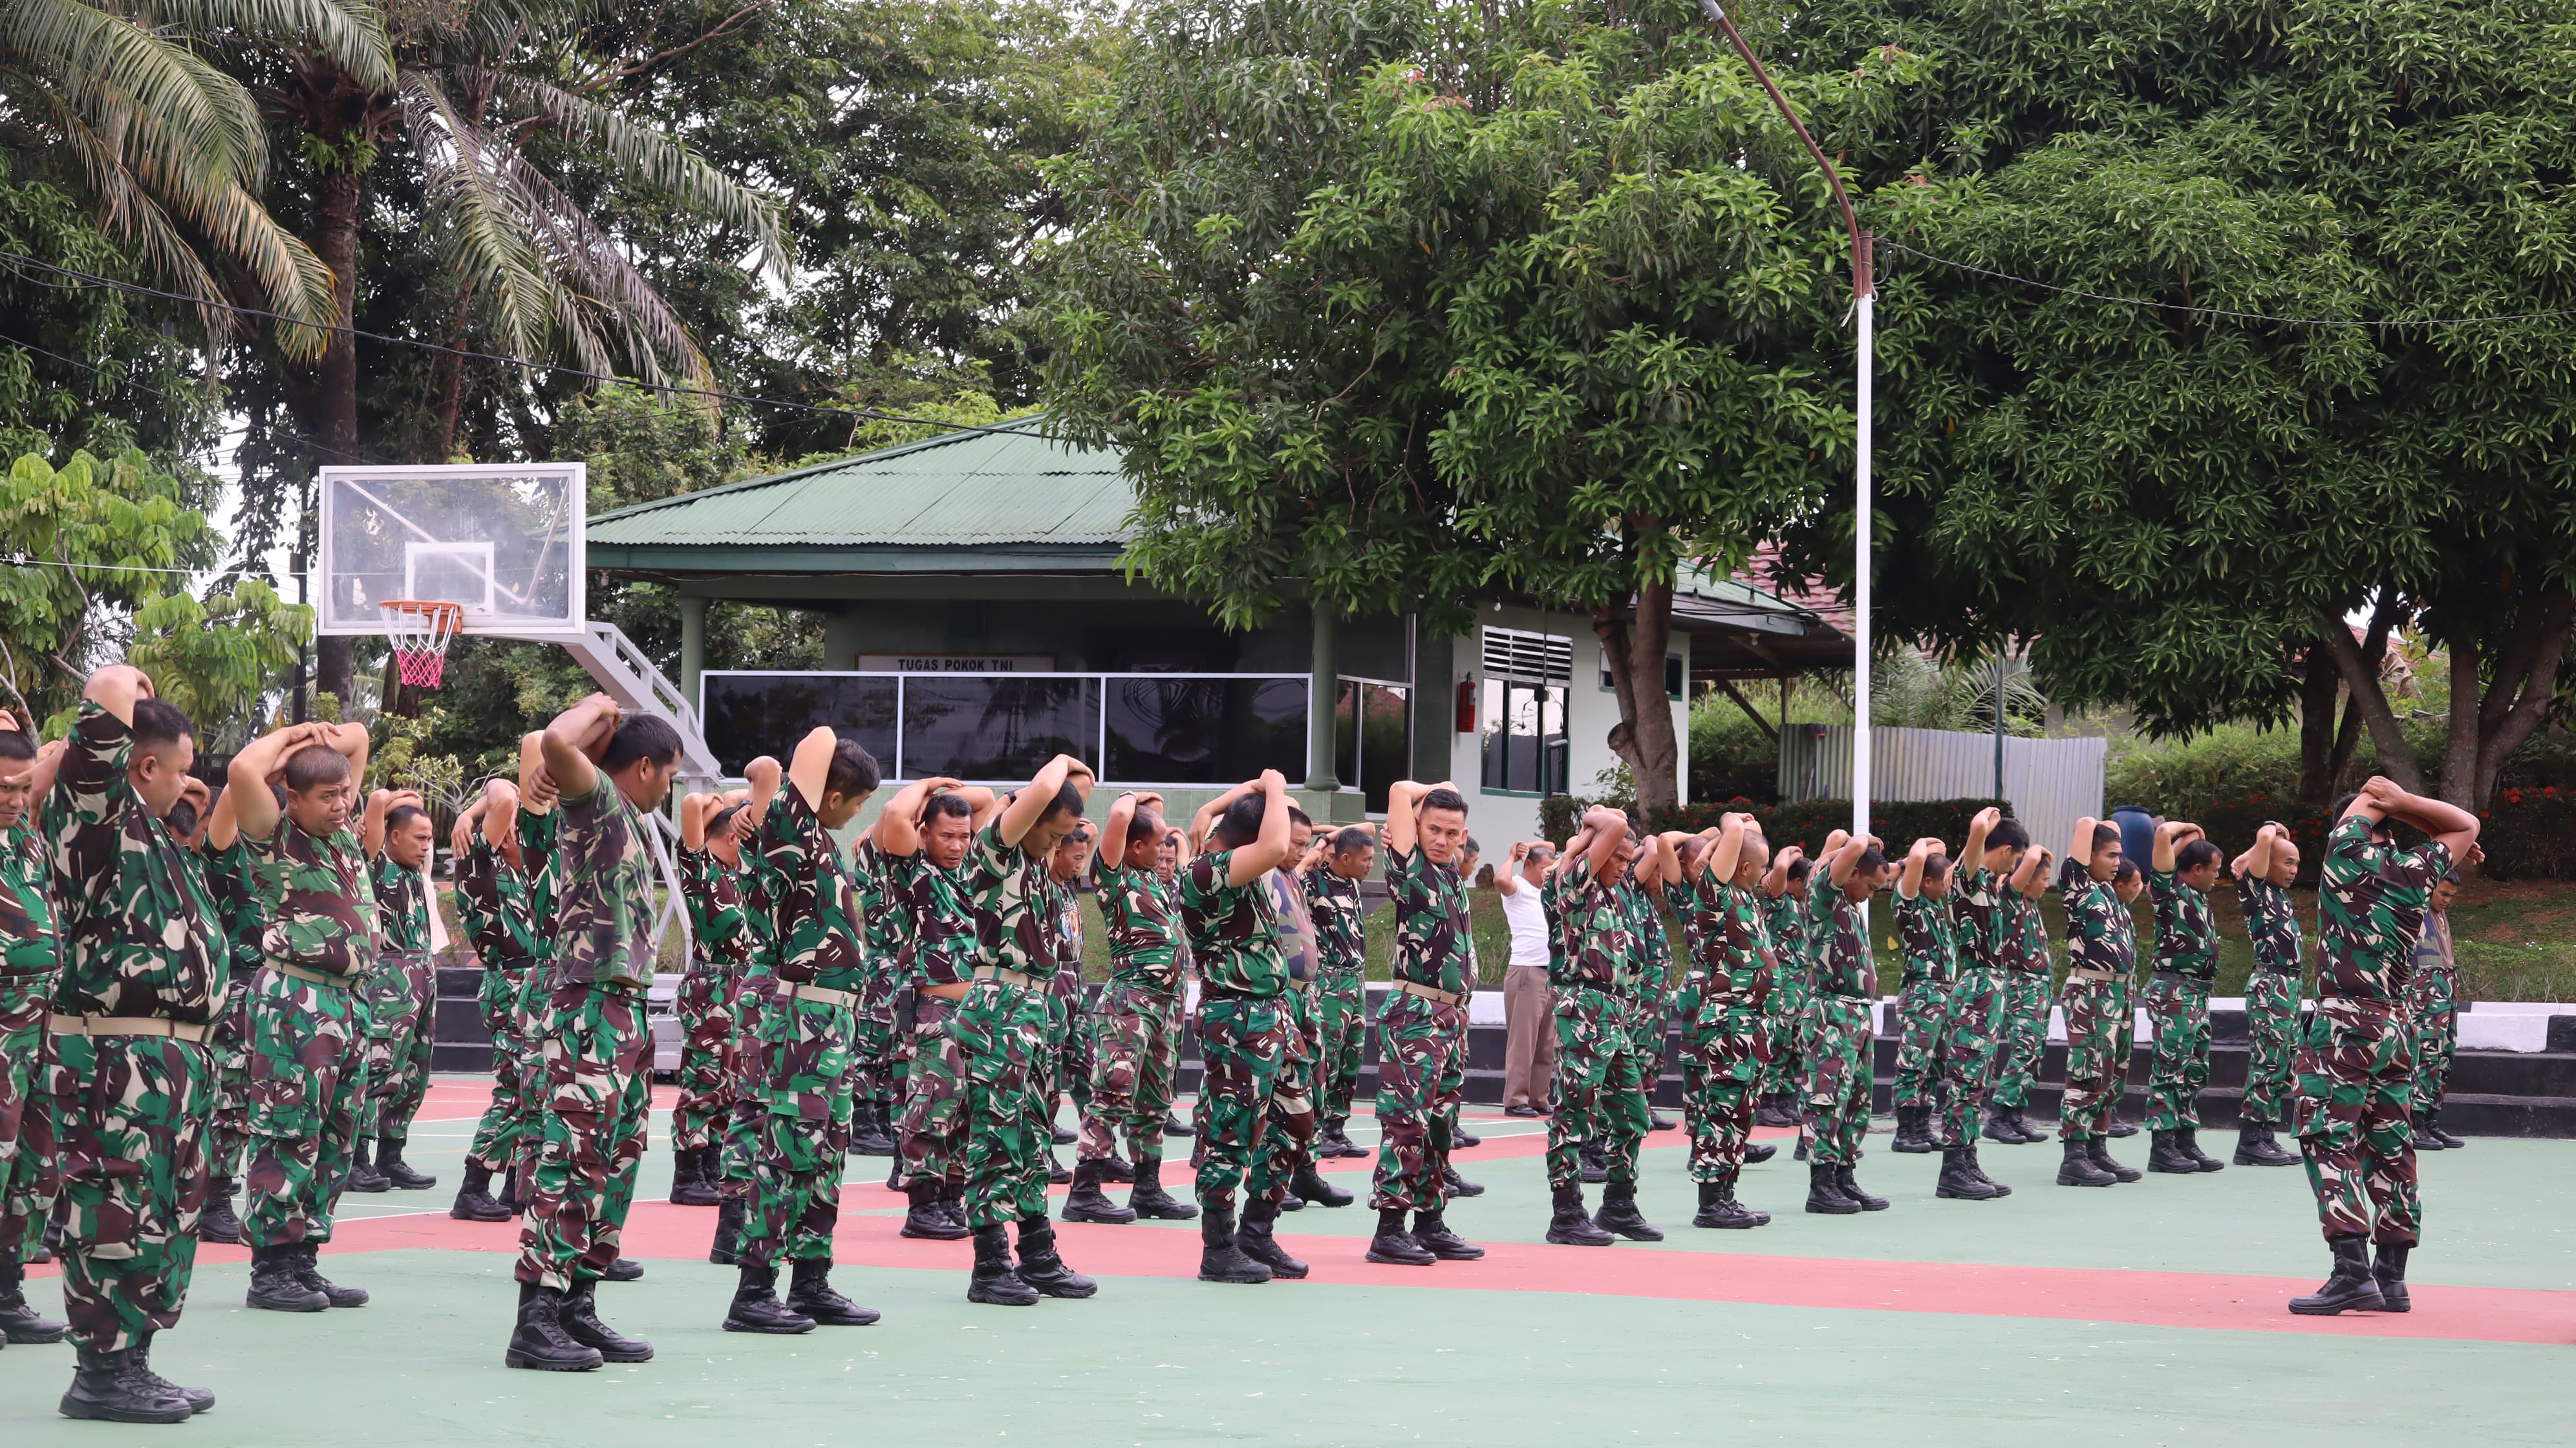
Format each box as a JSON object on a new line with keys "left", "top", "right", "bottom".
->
{"left": 1495, "top": 841, "right": 1559, "bottom": 1116}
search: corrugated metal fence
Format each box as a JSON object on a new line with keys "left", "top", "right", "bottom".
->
{"left": 1777, "top": 725, "right": 2107, "bottom": 856}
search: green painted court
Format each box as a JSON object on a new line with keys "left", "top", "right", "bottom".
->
{"left": 4, "top": 1080, "right": 2568, "bottom": 1445}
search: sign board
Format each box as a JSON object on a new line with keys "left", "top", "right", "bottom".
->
{"left": 855, "top": 654, "right": 1055, "bottom": 674}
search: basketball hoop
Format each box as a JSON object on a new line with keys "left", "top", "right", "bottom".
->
{"left": 380, "top": 600, "right": 464, "bottom": 689}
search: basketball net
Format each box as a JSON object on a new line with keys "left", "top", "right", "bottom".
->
{"left": 380, "top": 600, "right": 464, "bottom": 689}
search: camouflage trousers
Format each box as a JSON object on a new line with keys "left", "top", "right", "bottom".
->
{"left": 1889, "top": 977, "right": 1951, "bottom": 1109}
{"left": 744, "top": 989, "right": 856, "bottom": 1268}
{"left": 893, "top": 993, "right": 966, "bottom": 1192}
{"left": 1369, "top": 988, "right": 1466, "bottom": 1213}
{"left": 1545, "top": 984, "right": 1648, "bottom": 1194}
{"left": 464, "top": 963, "right": 533, "bottom": 1173}
{"left": 1989, "top": 971, "right": 2052, "bottom": 1109}
{"left": 1938, "top": 967, "right": 2007, "bottom": 1147}
{"left": 1079, "top": 981, "right": 1182, "bottom": 1165}
{"left": 720, "top": 974, "right": 777, "bottom": 1202}
{"left": 206, "top": 988, "right": 250, "bottom": 1182}
{"left": 1190, "top": 992, "right": 1313, "bottom": 1214}
{"left": 950, "top": 977, "right": 1055, "bottom": 1230}
{"left": 508, "top": 964, "right": 554, "bottom": 1186}
{"left": 670, "top": 966, "right": 740, "bottom": 1153}
{"left": 1044, "top": 989, "right": 1094, "bottom": 1117}
{"left": 36, "top": 1031, "right": 212, "bottom": 1352}
{"left": 2293, "top": 997, "right": 2418, "bottom": 1246}
{"left": 2056, "top": 975, "right": 2129, "bottom": 1138}
{"left": 2242, "top": 969, "right": 2304, "bottom": 1127}
{"left": 0, "top": 973, "right": 54, "bottom": 1257}
{"left": 1798, "top": 995, "right": 1873, "bottom": 1167}
{"left": 1315, "top": 969, "right": 1368, "bottom": 1120}
{"left": 516, "top": 981, "right": 652, "bottom": 1292}
{"left": 358, "top": 950, "right": 435, "bottom": 1144}
{"left": 1683, "top": 996, "right": 1768, "bottom": 1188}
{"left": 2407, "top": 967, "right": 2460, "bottom": 1109}
{"left": 2142, "top": 971, "right": 2213, "bottom": 1131}
{"left": 1761, "top": 975, "right": 1810, "bottom": 1098}
{"left": 241, "top": 966, "right": 367, "bottom": 1246}
{"left": 853, "top": 966, "right": 904, "bottom": 1107}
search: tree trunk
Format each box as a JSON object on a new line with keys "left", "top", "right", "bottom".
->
{"left": 303, "top": 165, "right": 365, "bottom": 708}
{"left": 2449, "top": 591, "right": 2574, "bottom": 809}
{"left": 2294, "top": 641, "right": 2341, "bottom": 809}
{"left": 2317, "top": 603, "right": 2421, "bottom": 792}
{"left": 1591, "top": 575, "right": 1679, "bottom": 821}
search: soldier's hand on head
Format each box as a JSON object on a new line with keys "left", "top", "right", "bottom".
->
{"left": 0, "top": 708, "right": 18, "bottom": 733}
{"left": 1973, "top": 805, "right": 2001, "bottom": 830}
{"left": 1257, "top": 768, "right": 1286, "bottom": 793}
{"left": 731, "top": 806, "right": 760, "bottom": 845}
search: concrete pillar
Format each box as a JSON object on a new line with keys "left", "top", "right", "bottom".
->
{"left": 1305, "top": 599, "right": 1340, "bottom": 792}
{"left": 1412, "top": 621, "right": 1452, "bottom": 785}
{"left": 677, "top": 595, "right": 708, "bottom": 713}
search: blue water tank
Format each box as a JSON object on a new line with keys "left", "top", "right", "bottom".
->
{"left": 2111, "top": 805, "right": 2157, "bottom": 873}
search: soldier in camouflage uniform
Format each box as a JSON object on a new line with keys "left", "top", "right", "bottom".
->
{"left": 1754, "top": 856, "right": 1812, "bottom": 1127}
{"left": 2143, "top": 820, "right": 2227, "bottom": 1174}
{"left": 875, "top": 774, "right": 989, "bottom": 1242}
{"left": 192, "top": 783, "right": 260, "bottom": 1248}
{"left": 1622, "top": 842, "right": 1679, "bottom": 1145}
{"left": 848, "top": 830, "right": 911, "bottom": 1166}
{"left": 34, "top": 669, "right": 224, "bottom": 1420}
{"left": 1893, "top": 835, "right": 2006, "bottom": 1200}
{"left": 509, "top": 734, "right": 564, "bottom": 1214}
{"left": 451, "top": 782, "right": 539, "bottom": 1220}
{"left": 1540, "top": 807, "right": 1647, "bottom": 1248}
{"left": 2231, "top": 822, "right": 2305, "bottom": 1167}
{"left": 1887, "top": 838, "right": 1957, "bottom": 1156}
{"left": 1308, "top": 824, "right": 1373, "bottom": 1159}
{"left": 1363, "top": 781, "right": 1485, "bottom": 1266}
{"left": 0, "top": 718, "right": 67, "bottom": 1347}
{"left": 1066, "top": 792, "right": 1201, "bottom": 1224}
{"left": 1800, "top": 831, "right": 1895, "bottom": 1215}
{"left": 1282, "top": 824, "right": 1369, "bottom": 1210}
{"left": 504, "top": 696, "right": 683, "bottom": 1370}
{"left": 1665, "top": 814, "right": 1775, "bottom": 1228}
{"left": 2287, "top": 778, "right": 2476, "bottom": 1316}
{"left": 1040, "top": 822, "right": 1098, "bottom": 1185}
{"left": 670, "top": 789, "right": 754, "bottom": 1207}
{"left": 1940, "top": 809, "right": 2024, "bottom": 1189}
{"left": 228, "top": 719, "right": 380, "bottom": 1313}
{"left": 357, "top": 791, "right": 440, "bottom": 1193}
{"left": 1982, "top": 842, "right": 2055, "bottom": 1144}
{"left": 2407, "top": 871, "right": 2467, "bottom": 1152}
{"left": 2055, "top": 818, "right": 2143, "bottom": 1188}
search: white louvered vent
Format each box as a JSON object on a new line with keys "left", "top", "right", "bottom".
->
{"left": 1481, "top": 627, "right": 1572, "bottom": 683}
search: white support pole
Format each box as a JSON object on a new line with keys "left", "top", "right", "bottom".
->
{"left": 1852, "top": 291, "right": 1873, "bottom": 844}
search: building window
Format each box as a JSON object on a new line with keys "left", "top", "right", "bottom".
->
{"left": 1481, "top": 628, "right": 1569, "bottom": 796}
{"left": 1598, "top": 651, "right": 1687, "bottom": 700}
{"left": 1333, "top": 679, "right": 1410, "bottom": 814}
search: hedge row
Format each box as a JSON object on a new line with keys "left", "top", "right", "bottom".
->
{"left": 1537, "top": 796, "right": 2013, "bottom": 858}
{"left": 2200, "top": 787, "right": 2574, "bottom": 882}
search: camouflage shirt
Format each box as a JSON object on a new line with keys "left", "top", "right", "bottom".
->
{"left": 2057, "top": 858, "right": 2136, "bottom": 978}
{"left": 2149, "top": 867, "right": 2218, "bottom": 979}
{"left": 965, "top": 821, "right": 1054, "bottom": 977}
{"left": 517, "top": 806, "right": 562, "bottom": 964}
{"left": 1303, "top": 868, "right": 1366, "bottom": 979}
{"left": 1384, "top": 842, "right": 1472, "bottom": 996}
{"left": 552, "top": 778, "right": 660, "bottom": 989}
{"left": 1098, "top": 859, "right": 1184, "bottom": 988}
{"left": 370, "top": 854, "right": 433, "bottom": 957}
{"left": 1763, "top": 888, "right": 1811, "bottom": 977}
{"left": 43, "top": 701, "right": 226, "bottom": 1019}
{"left": 678, "top": 844, "right": 753, "bottom": 973}
{"left": 1179, "top": 848, "right": 1287, "bottom": 999}
{"left": 1709, "top": 879, "right": 1777, "bottom": 1008}
{"left": 760, "top": 787, "right": 867, "bottom": 993}
{"left": 888, "top": 849, "right": 976, "bottom": 988}
{"left": 0, "top": 820, "right": 56, "bottom": 977}
{"left": 1999, "top": 886, "right": 2051, "bottom": 975}
{"left": 251, "top": 820, "right": 377, "bottom": 982}
{"left": 849, "top": 838, "right": 909, "bottom": 979}
{"left": 2237, "top": 874, "right": 2301, "bottom": 976}
{"left": 1948, "top": 865, "right": 2010, "bottom": 972}
{"left": 2315, "top": 813, "right": 2451, "bottom": 1003}
{"left": 1669, "top": 869, "right": 1726, "bottom": 970}
{"left": 455, "top": 835, "right": 537, "bottom": 969}
{"left": 1554, "top": 860, "right": 1633, "bottom": 992}
{"left": 1891, "top": 890, "right": 1957, "bottom": 988}
{"left": 1624, "top": 878, "right": 1671, "bottom": 1001}
{"left": 200, "top": 837, "right": 265, "bottom": 975}
{"left": 1803, "top": 869, "right": 1876, "bottom": 999}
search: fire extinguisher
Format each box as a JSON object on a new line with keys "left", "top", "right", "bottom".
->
{"left": 1455, "top": 679, "right": 1476, "bottom": 734}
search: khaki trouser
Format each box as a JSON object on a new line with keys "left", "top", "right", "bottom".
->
{"left": 1502, "top": 966, "right": 1558, "bottom": 1109}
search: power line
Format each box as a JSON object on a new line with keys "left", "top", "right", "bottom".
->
{"left": 0, "top": 326, "right": 384, "bottom": 470}
{"left": 1875, "top": 238, "right": 2576, "bottom": 328}
{"left": 3, "top": 552, "right": 250, "bottom": 579}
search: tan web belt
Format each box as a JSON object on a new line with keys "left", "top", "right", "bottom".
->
{"left": 777, "top": 982, "right": 858, "bottom": 1008}
{"left": 1397, "top": 979, "right": 1467, "bottom": 1008}
{"left": 2066, "top": 966, "right": 2127, "bottom": 983}
{"left": 972, "top": 966, "right": 1046, "bottom": 991}
{"left": 266, "top": 961, "right": 355, "bottom": 990}
{"left": 50, "top": 1015, "right": 209, "bottom": 1042}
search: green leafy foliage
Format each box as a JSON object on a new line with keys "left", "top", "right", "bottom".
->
{"left": 0, "top": 447, "right": 216, "bottom": 719}
{"left": 127, "top": 579, "right": 310, "bottom": 751}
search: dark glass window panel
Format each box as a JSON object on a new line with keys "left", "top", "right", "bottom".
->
{"left": 699, "top": 675, "right": 897, "bottom": 778}
{"left": 1541, "top": 684, "right": 1569, "bottom": 794}
{"left": 1104, "top": 677, "right": 1306, "bottom": 784}
{"left": 1333, "top": 681, "right": 1359, "bottom": 789}
{"left": 901, "top": 676, "right": 1099, "bottom": 781}
{"left": 1358, "top": 683, "right": 1408, "bottom": 814}
{"left": 1479, "top": 679, "right": 1506, "bottom": 791}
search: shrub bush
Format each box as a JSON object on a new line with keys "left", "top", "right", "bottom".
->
{"left": 1650, "top": 797, "right": 2012, "bottom": 857}
{"left": 2196, "top": 787, "right": 2572, "bottom": 882}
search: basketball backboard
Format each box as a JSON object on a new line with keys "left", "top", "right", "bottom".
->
{"left": 316, "top": 464, "right": 586, "bottom": 635}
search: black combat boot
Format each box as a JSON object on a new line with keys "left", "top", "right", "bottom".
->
{"left": 1238, "top": 1200, "right": 1309, "bottom": 1279}
{"left": 1646, "top": 1111, "right": 1676, "bottom": 1134}
{"left": 669, "top": 1145, "right": 720, "bottom": 1206}
{"left": 499, "top": 1167, "right": 526, "bottom": 1215}
{"left": 1102, "top": 1153, "right": 1136, "bottom": 1184}
{"left": 724, "top": 1260, "right": 816, "bottom": 1333}
{"left": 1365, "top": 1206, "right": 1435, "bottom": 1265}
{"left": 1792, "top": 1133, "right": 1810, "bottom": 1163}
{"left": 2088, "top": 1136, "right": 2142, "bottom": 1183}
{"left": 58, "top": 1343, "right": 195, "bottom": 1423}
{"left": 1412, "top": 1210, "right": 1483, "bottom": 1261}
{"left": 2056, "top": 1136, "right": 2117, "bottom": 1187}
{"left": 1197, "top": 1207, "right": 1273, "bottom": 1283}
{"left": 1963, "top": 1146, "right": 2013, "bottom": 1196}
{"left": 1015, "top": 1218, "right": 1097, "bottom": 1298}
{"left": 1835, "top": 1165, "right": 1889, "bottom": 1211}
{"left": 2176, "top": 1126, "right": 2226, "bottom": 1171}
{"left": 1047, "top": 1146, "right": 1072, "bottom": 1186}
{"left": 1902, "top": 1104, "right": 1937, "bottom": 1153}
{"left": 345, "top": 1138, "right": 389, "bottom": 1193}
{"left": 1, "top": 1248, "right": 67, "bottom": 1342}
{"left": 1744, "top": 1138, "right": 1778, "bottom": 1164}
{"left": 968, "top": 1225, "right": 1040, "bottom": 1306}
{"left": 506, "top": 1281, "right": 605, "bottom": 1370}
{"left": 1691, "top": 1180, "right": 1770, "bottom": 1229}
{"left": 1278, "top": 1185, "right": 1306, "bottom": 1212}
{"left": 295, "top": 1243, "right": 368, "bottom": 1308}
{"left": 786, "top": 1259, "right": 881, "bottom": 1325}
{"left": 902, "top": 1181, "right": 971, "bottom": 1240}
{"left": 2372, "top": 1242, "right": 2410, "bottom": 1313}
{"left": 377, "top": 1135, "right": 436, "bottom": 1191}
{"left": 559, "top": 1282, "right": 652, "bottom": 1362}
{"left": 2146, "top": 1129, "right": 2199, "bottom": 1175}
{"left": 2410, "top": 1110, "right": 2448, "bottom": 1151}
{"left": 2288, "top": 1235, "right": 2386, "bottom": 1315}
{"left": 851, "top": 1100, "right": 897, "bottom": 1157}
{"left": 1289, "top": 1162, "right": 1352, "bottom": 1208}
{"left": 200, "top": 1176, "right": 243, "bottom": 1244}
{"left": 2424, "top": 1108, "right": 2466, "bottom": 1149}
{"left": 129, "top": 1329, "right": 213, "bottom": 1413}
{"left": 1165, "top": 1111, "right": 1194, "bottom": 1138}
{"left": 1755, "top": 1093, "right": 1799, "bottom": 1128}
{"left": 451, "top": 1162, "right": 514, "bottom": 1221}
{"left": 245, "top": 1243, "right": 328, "bottom": 1312}
{"left": 938, "top": 1186, "right": 970, "bottom": 1231}
{"left": 1578, "top": 1140, "right": 1609, "bottom": 1184}
{"left": 2105, "top": 1116, "right": 2138, "bottom": 1138}
{"left": 2234, "top": 1121, "right": 2299, "bottom": 1167}
{"left": 1441, "top": 1165, "right": 1485, "bottom": 1198}
{"left": 1805, "top": 1161, "right": 1859, "bottom": 1215}
{"left": 1593, "top": 1184, "right": 1664, "bottom": 1241}
{"left": 707, "top": 1197, "right": 745, "bottom": 1264}
{"left": 1546, "top": 1185, "right": 1614, "bottom": 1245}
{"left": 1980, "top": 1101, "right": 2023, "bottom": 1145}
{"left": 602, "top": 1257, "right": 643, "bottom": 1282}
{"left": 1064, "top": 1159, "right": 1139, "bottom": 1224}
{"left": 1316, "top": 1117, "right": 1360, "bottom": 1158}
{"left": 1126, "top": 1156, "right": 1199, "bottom": 1220}
{"left": 1455, "top": 1123, "right": 1485, "bottom": 1148}
{"left": 1935, "top": 1147, "right": 2001, "bottom": 1200}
